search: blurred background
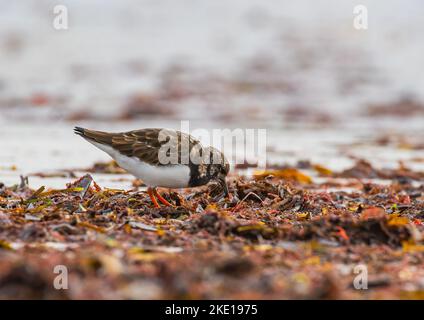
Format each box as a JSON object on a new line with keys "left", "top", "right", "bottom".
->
{"left": 0, "top": 0, "right": 423, "bottom": 187}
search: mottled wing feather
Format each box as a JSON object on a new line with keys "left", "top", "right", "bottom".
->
{"left": 112, "top": 128, "right": 201, "bottom": 166}
{"left": 76, "top": 127, "right": 202, "bottom": 166}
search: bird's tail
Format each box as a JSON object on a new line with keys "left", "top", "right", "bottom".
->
{"left": 73, "top": 127, "right": 114, "bottom": 145}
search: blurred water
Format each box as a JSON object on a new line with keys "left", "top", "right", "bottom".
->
{"left": 0, "top": 0, "right": 423, "bottom": 119}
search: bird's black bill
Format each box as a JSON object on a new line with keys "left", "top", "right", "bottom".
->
{"left": 211, "top": 177, "right": 229, "bottom": 202}
{"left": 221, "top": 178, "right": 229, "bottom": 197}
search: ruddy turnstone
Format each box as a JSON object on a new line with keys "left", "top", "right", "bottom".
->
{"left": 74, "top": 127, "right": 229, "bottom": 207}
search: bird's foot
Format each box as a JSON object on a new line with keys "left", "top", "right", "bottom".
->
{"left": 147, "top": 187, "right": 160, "bottom": 208}
{"left": 147, "top": 187, "right": 175, "bottom": 208}
{"left": 153, "top": 188, "right": 174, "bottom": 207}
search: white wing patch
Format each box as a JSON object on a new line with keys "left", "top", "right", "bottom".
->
{"left": 88, "top": 141, "right": 190, "bottom": 188}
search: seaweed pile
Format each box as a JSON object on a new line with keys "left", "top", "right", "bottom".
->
{"left": 0, "top": 167, "right": 423, "bottom": 299}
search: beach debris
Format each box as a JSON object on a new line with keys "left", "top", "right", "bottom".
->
{"left": 0, "top": 169, "right": 422, "bottom": 299}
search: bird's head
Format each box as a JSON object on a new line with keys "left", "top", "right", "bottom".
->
{"left": 203, "top": 147, "right": 230, "bottom": 197}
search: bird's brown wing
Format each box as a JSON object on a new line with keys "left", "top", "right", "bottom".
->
{"left": 75, "top": 127, "right": 201, "bottom": 166}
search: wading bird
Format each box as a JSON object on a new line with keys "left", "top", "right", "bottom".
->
{"left": 74, "top": 127, "right": 229, "bottom": 207}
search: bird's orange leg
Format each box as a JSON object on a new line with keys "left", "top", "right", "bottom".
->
{"left": 153, "top": 188, "right": 174, "bottom": 207}
{"left": 147, "top": 187, "right": 160, "bottom": 208}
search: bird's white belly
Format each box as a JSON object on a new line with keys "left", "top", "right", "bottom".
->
{"left": 90, "top": 142, "right": 190, "bottom": 188}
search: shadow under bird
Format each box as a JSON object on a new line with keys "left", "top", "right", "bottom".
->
{"left": 74, "top": 127, "right": 230, "bottom": 207}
